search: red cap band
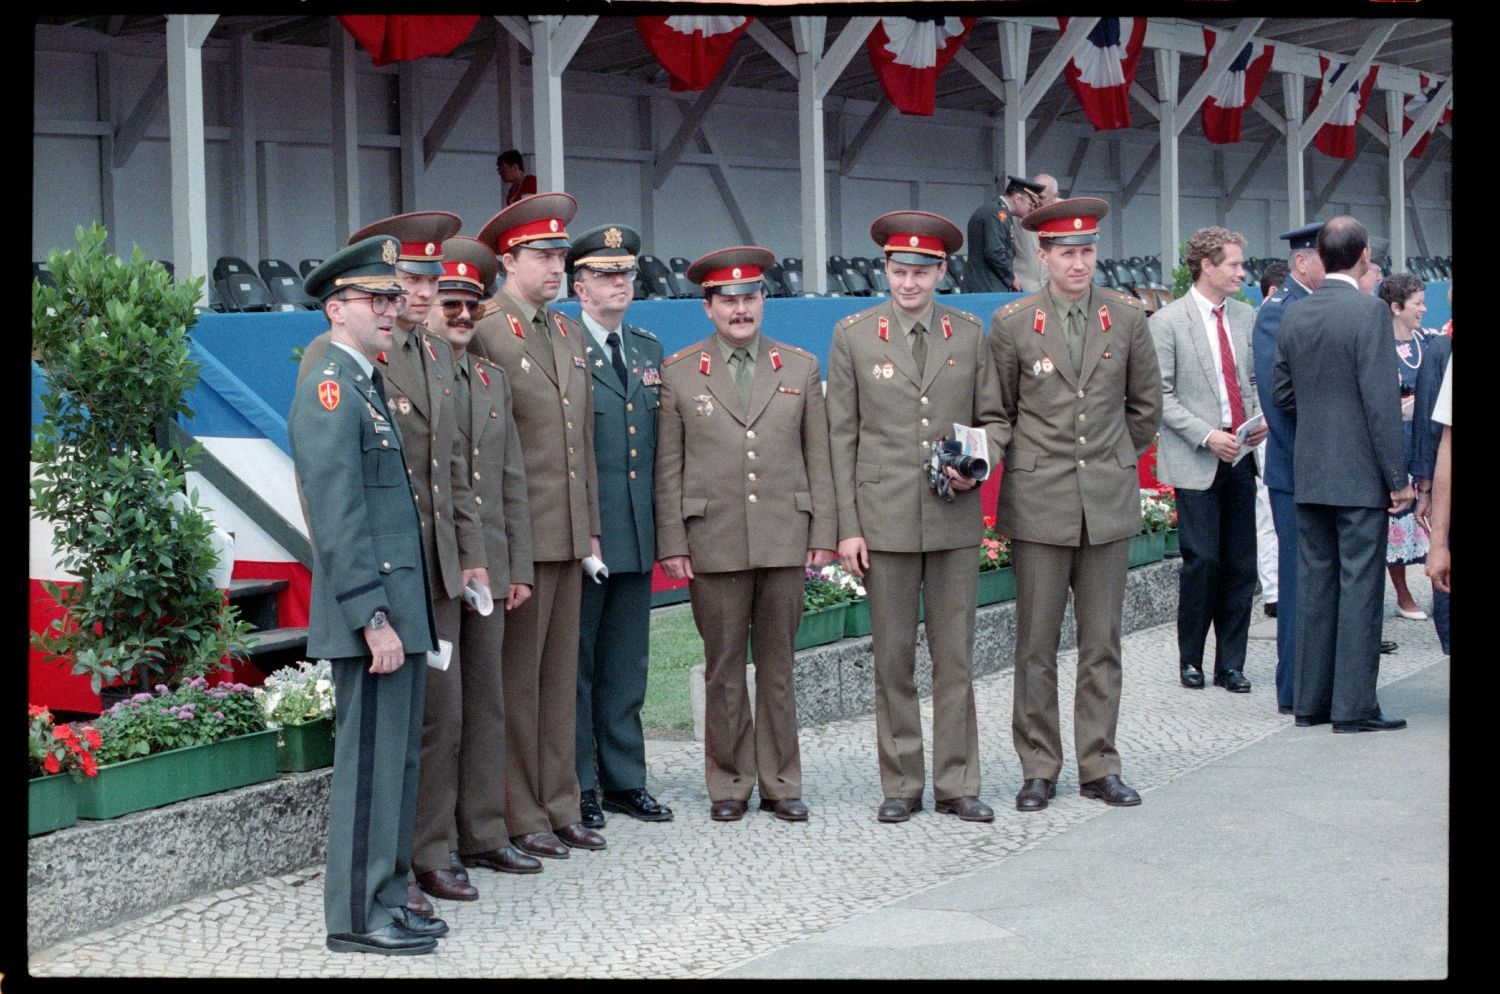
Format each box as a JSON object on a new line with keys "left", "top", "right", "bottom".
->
{"left": 883, "top": 232, "right": 947, "bottom": 257}
{"left": 500, "top": 217, "right": 569, "bottom": 250}
{"left": 701, "top": 263, "right": 763, "bottom": 287}
{"left": 1034, "top": 215, "right": 1100, "bottom": 238}
{"left": 439, "top": 259, "right": 484, "bottom": 290}
{"left": 399, "top": 239, "right": 442, "bottom": 262}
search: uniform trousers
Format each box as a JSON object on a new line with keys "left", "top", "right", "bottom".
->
{"left": 1293, "top": 504, "right": 1386, "bottom": 723}
{"left": 413, "top": 595, "right": 468, "bottom": 873}
{"left": 503, "top": 559, "right": 584, "bottom": 835}
{"left": 1269, "top": 488, "right": 1299, "bottom": 710}
{"left": 455, "top": 588, "right": 509, "bottom": 857}
{"left": 1175, "top": 456, "right": 1258, "bottom": 676}
{"left": 865, "top": 547, "right": 982, "bottom": 802}
{"left": 576, "top": 569, "right": 653, "bottom": 793}
{"left": 1254, "top": 442, "right": 1279, "bottom": 603}
{"left": 1011, "top": 534, "right": 1130, "bottom": 784}
{"left": 690, "top": 566, "right": 804, "bottom": 803}
{"left": 325, "top": 652, "right": 426, "bottom": 935}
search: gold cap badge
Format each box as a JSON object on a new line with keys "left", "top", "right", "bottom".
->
{"left": 549, "top": 219, "right": 559, "bottom": 232}
{"left": 382, "top": 240, "right": 398, "bottom": 265}
{"left": 732, "top": 267, "right": 742, "bottom": 278}
{"left": 457, "top": 263, "right": 468, "bottom": 275}
{"left": 605, "top": 227, "right": 623, "bottom": 248}
{"left": 425, "top": 242, "right": 436, "bottom": 255}
{"left": 909, "top": 236, "right": 920, "bottom": 247}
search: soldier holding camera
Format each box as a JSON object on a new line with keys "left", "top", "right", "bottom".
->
{"left": 825, "top": 211, "right": 1007, "bottom": 824}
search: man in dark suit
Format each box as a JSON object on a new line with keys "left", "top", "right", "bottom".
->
{"left": 963, "top": 176, "right": 1044, "bottom": 294}
{"left": 1149, "top": 227, "right": 1266, "bottom": 694}
{"left": 1272, "top": 216, "right": 1412, "bottom": 733}
{"left": 1252, "top": 222, "right": 1324, "bottom": 715}
{"left": 988, "top": 198, "right": 1162, "bottom": 810}
{"left": 567, "top": 224, "right": 674, "bottom": 828}
{"left": 290, "top": 238, "right": 447, "bottom": 955}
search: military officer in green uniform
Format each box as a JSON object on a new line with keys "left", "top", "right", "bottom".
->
{"left": 299, "top": 212, "right": 490, "bottom": 908}
{"left": 988, "top": 197, "right": 1162, "bottom": 812}
{"left": 421, "top": 236, "right": 544, "bottom": 884}
{"left": 566, "top": 224, "right": 674, "bottom": 828}
{"left": 655, "top": 247, "right": 838, "bottom": 823}
{"left": 291, "top": 238, "right": 447, "bottom": 955}
{"left": 963, "top": 176, "right": 1045, "bottom": 294}
{"left": 826, "top": 211, "right": 1007, "bottom": 824}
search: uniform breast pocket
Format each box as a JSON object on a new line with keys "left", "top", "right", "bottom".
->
{"left": 361, "top": 422, "right": 407, "bottom": 487}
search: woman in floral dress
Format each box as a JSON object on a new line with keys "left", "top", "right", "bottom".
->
{"left": 1377, "top": 273, "right": 1431, "bottom": 620}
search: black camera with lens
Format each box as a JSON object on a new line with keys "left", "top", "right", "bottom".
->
{"left": 926, "top": 436, "right": 988, "bottom": 503}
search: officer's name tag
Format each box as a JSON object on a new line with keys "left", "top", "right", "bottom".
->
{"left": 373, "top": 419, "right": 393, "bottom": 434}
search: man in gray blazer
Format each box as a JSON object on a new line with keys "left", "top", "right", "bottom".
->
{"left": 1272, "top": 216, "right": 1412, "bottom": 733}
{"left": 1150, "top": 227, "right": 1267, "bottom": 695}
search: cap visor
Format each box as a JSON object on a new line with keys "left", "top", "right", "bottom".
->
{"left": 709, "top": 280, "right": 765, "bottom": 296}
{"left": 1040, "top": 233, "right": 1099, "bottom": 246}
{"left": 396, "top": 260, "right": 445, "bottom": 276}
{"left": 885, "top": 252, "right": 943, "bottom": 266}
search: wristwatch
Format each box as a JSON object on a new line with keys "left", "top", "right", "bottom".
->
{"left": 368, "top": 609, "right": 389, "bottom": 630}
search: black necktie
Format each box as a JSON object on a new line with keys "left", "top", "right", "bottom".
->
{"left": 370, "top": 367, "right": 389, "bottom": 410}
{"left": 606, "top": 331, "right": 629, "bottom": 388}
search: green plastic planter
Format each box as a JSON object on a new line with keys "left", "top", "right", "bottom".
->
{"left": 76, "top": 728, "right": 279, "bottom": 820}
{"left": 29, "top": 774, "right": 79, "bottom": 837}
{"left": 795, "top": 603, "right": 848, "bottom": 650}
{"left": 1164, "top": 528, "right": 1180, "bottom": 558}
{"left": 977, "top": 566, "right": 1018, "bottom": 606}
{"left": 277, "top": 716, "right": 336, "bottom": 772}
{"left": 844, "top": 598, "right": 872, "bottom": 637}
{"left": 1128, "top": 531, "right": 1168, "bottom": 567}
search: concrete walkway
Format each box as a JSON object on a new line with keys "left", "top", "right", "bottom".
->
{"left": 26, "top": 574, "right": 1448, "bottom": 980}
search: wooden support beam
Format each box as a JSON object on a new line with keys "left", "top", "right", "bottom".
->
{"left": 548, "top": 16, "right": 597, "bottom": 76}
{"left": 816, "top": 17, "right": 876, "bottom": 101}
{"left": 747, "top": 18, "right": 798, "bottom": 79}
{"left": 1251, "top": 97, "right": 1285, "bottom": 135}
{"left": 1120, "top": 146, "right": 1160, "bottom": 207}
{"left": 493, "top": 15, "right": 532, "bottom": 52}
{"left": 424, "top": 38, "right": 497, "bottom": 167}
{"left": 112, "top": 64, "right": 166, "bottom": 169}
{"left": 1129, "top": 83, "right": 1160, "bottom": 121}
{"left": 330, "top": 16, "right": 359, "bottom": 243}
{"left": 1064, "top": 136, "right": 1089, "bottom": 198}
{"left": 954, "top": 46, "right": 1005, "bottom": 101}
{"left": 698, "top": 127, "right": 755, "bottom": 246}
{"left": 1311, "top": 132, "right": 1370, "bottom": 214}
{"left": 1399, "top": 74, "right": 1453, "bottom": 159}
{"left": 1020, "top": 17, "right": 1100, "bottom": 118}
{"left": 839, "top": 99, "right": 893, "bottom": 177}
{"left": 1227, "top": 139, "right": 1278, "bottom": 202}
{"left": 653, "top": 54, "right": 744, "bottom": 189}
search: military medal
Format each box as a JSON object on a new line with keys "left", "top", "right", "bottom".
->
{"left": 872, "top": 364, "right": 883, "bottom": 380}
{"left": 594, "top": 358, "right": 605, "bottom": 367}
{"left": 882, "top": 362, "right": 894, "bottom": 379}
{"left": 317, "top": 380, "right": 340, "bottom": 411}
{"left": 699, "top": 352, "right": 712, "bottom": 376}
{"left": 878, "top": 316, "right": 890, "bottom": 342}
{"left": 693, "top": 394, "right": 714, "bottom": 417}
{"left": 1102, "top": 351, "right": 1112, "bottom": 360}
{"left": 1098, "top": 306, "right": 1111, "bottom": 332}
{"left": 1032, "top": 359, "right": 1043, "bottom": 376}
{"left": 1033, "top": 310, "right": 1046, "bottom": 335}
{"left": 573, "top": 355, "right": 587, "bottom": 369}
{"left": 1040, "top": 357, "right": 1054, "bottom": 374}
{"left": 508, "top": 314, "right": 525, "bottom": 339}
{"left": 940, "top": 315, "right": 953, "bottom": 339}
{"left": 520, "top": 356, "right": 531, "bottom": 373}
{"left": 641, "top": 366, "right": 661, "bottom": 386}
{"left": 396, "top": 396, "right": 412, "bottom": 415}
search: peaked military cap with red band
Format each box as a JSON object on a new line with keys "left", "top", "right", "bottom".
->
{"left": 347, "top": 211, "right": 462, "bottom": 276}
{"left": 477, "top": 192, "right": 577, "bottom": 254}
{"left": 870, "top": 210, "right": 963, "bottom": 267}
{"left": 437, "top": 236, "right": 499, "bottom": 295}
{"left": 687, "top": 246, "right": 775, "bottom": 296}
{"left": 1022, "top": 197, "right": 1110, "bottom": 245}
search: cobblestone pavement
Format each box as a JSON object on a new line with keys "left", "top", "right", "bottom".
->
{"left": 29, "top": 586, "right": 1446, "bottom": 979}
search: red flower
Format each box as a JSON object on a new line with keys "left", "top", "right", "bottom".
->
{"left": 81, "top": 755, "right": 99, "bottom": 777}
{"left": 53, "top": 723, "right": 76, "bottom": 742}
{"left": 43, "top": 753, "right": 60, "bottom": 774}
{"left": 983, "top": 515, "right": 996, "bottom": 528}
{"left": 28, "top": 704, "right": 49, "bottom": 719}
{"left": 84, "top": 727, "right": 102, "bottom": 749}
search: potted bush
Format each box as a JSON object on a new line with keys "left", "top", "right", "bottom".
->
{"left": 977, "top": 516, "right": 1017, "bottom": 605}
{"left": 258, "top": 660, "right": 337, "bottom": 772}
{"left": 1155, "top": 486, "right": 1181, "bottom": 556}
{"left": 28, "top": 705, "right": 101, "bottom": 836}
{"left": 30, "top": 224, "right": 251, "bottom": 699}
{"left": 796, "top": 569, "right": 854, "bottom": 650}
{"left": 1131, "top": 488, "right": 1173, "bottom": 567}
{"left": 76, "top": 678, "right": 276, "bottom": 819}
{"left": 814, "top": 563, "right": 871, "bottom": 637}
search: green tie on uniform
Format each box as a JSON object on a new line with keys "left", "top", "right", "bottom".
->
{"left": 731, "top": 347, "right": 753, "bottom": 411}
{"left": 1063, "top": 303, "right": 1084, "bottom": 377}
{"left": 531, "top": 310, "right": 554, "bottom": 371}
{"left": 453, "top": 360, "right": 470, "bottom": 419}
{"left": 910, "top": 322, "right": 928, "bottom": 377}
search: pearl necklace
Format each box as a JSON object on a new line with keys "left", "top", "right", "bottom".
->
{"left": 1396, "top": 331, "right": 1423, "bottom": 371}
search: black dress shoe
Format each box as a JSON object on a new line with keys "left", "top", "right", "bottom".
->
{"left": 710, "top": 799, "right": 748, "bottom": 821}
{"left": 459, "top": 846, "right": 543, "bottom": 875}
{"left": 1380, "top": 640, "right": 1398, "bottom": 654}
{"left": 579, "top": 789, "right": 606, "bottom": 829}
{"left": 1080, "top": 774, "right": 1142, "bottom": 807}
{"left": 1332, "top": 711, "right": 1407, "bottom": 734}
{"left": 416, "top": 868, "right": 478, "bottom": 902}
{"left": 389, "top": 906, "right": 450, "bottom": 938}
{"left": 759, "top": 797, "right": 810, "bottom": 821}
{"left": 404, "top": 881, "right": 434, "bottom": 917}
{"left": 1180, "top": 665, "right": 1205, "bottom": 689}
{"left": 556, "top": 822, "right": 607, "bottom": 850}
{"left": 448, "top": 850, "right": 469, "bottom": 884}
{"left": 1264, "top": 601, "right": 1277, "bottom": 618}
{"left": 1214, "top": 670, "right": 1252, "bottom": 693}
{"left": 327, "top": 922, "right": 437, "bottom": 956}
{"left": 603, "top": 787, "right": 675, "bottom": 822}
{"left": 511, "top": 831, "right": 570, "bottom": 859}
{"left": 876, "top": 797, "right": 922, "bottom": 823}
{"left": 935, "top": 796, "right": 995, "bottom": 822}
{"left": 1015, "top": 779, "right": 1056, "bottom": 812}
{"left": 1294, "top": 712, "right": 1331, "bottom": 727}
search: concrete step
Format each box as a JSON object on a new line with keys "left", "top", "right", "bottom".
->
{"left": 227, "top": 578, "right": 289, "bottom": 633}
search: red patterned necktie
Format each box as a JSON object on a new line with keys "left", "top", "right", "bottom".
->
{"left": 1214, "top": 304, "right": 1246, "bottom": 428}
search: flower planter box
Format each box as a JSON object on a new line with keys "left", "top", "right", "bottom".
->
{"left": 276, "top": 717, "right": 336, "bottom": 772}
{"left": 76, "top": 728, "right": 279, "bottom": 820}
{"left": 1164, "top": 528, "right": 1180, "bottom": 558}
{"left": 795, "top": 603, "right": 848, "bottom": 650}
{"left": 844, "top": 598, "right": 872, "bottom": 638}
{"left": 977, "top": 567, "right": 1018, "bottom": 606}
{"left": 29, "top": 774, "right": 79, "bottom": 837}
{"left": 1128, "top": 531, "right": 1168, "bottom": 568}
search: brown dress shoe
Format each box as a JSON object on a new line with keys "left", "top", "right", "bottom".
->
{"left": 555, "top": 822, "right": 607, "bottom": 850}
{"left": 415, "top": 868, "right": 478, "bottom": 902}
{"left": 935, "top": 795, "right": 995, "bottom": 822}
{"left": 448, "top": 851, "right": 469, "bottom": 883}
{"left": 876, "top": 797, "right": 922, "bottom": 823}
{"left": 405, "top": 881, "right": 434, "bottom": 917}
{"left": 1014, "top": 779, "right": 1056, "bottom": 812}
{"left": 511, "top": 831, "right": 570, "bottom": 859}
{"left": 759, "top": 797, "right": 810, "bottom": 821}
{"left": 459, "top": 846, "right": 543, "bottom": 875}
{"left": 710, "top": 799, "right": 748, "bottom": 821}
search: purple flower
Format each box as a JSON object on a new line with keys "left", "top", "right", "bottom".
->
{"left": 189, "top": 677, "right": 208, "bottom": 690}
{"left": 176, "top": 711, "right": 191, "bottom": 720}
{"left": 154, "top": 684, "right": 169, "bottom": 694}
{"left": 214, "top": 711, "right": 224, "bottom": 720}
{"left": 133, "top": 693, "right": 154, "bottom": 703}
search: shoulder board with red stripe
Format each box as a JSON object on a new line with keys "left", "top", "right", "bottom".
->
{"left": 507, "top": 313, "right": 524, "bottom": 339}
{"left": 424, "top": 338, "right": 439, "bottom": 361}
{"left": 877, "top": 316, "right": 890, "bottom": 341}
{"left": 1033, "top": 309, "right": 1046, "bottom": 335}
{"left": 940, "top": 314, "right": 953, "bottom": 339}
{"left": 699, "top": 352, "right": 712, "bottom": 375}
{"left": 1098, "top": 306, "right": 1111, "bottom": 333}
{"left": 769, "top": 348, "right": 782, "bottom": 371}
{"left": 553, "top": 313, "right": 567, "bottom": 338}
{"left": 475, "top": 364, "right": 490, "bottom": 388}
